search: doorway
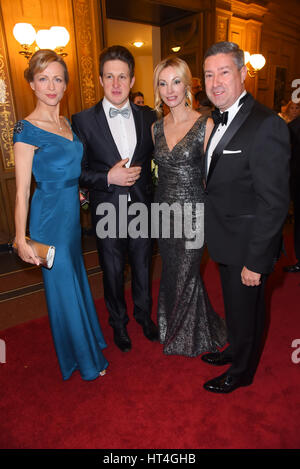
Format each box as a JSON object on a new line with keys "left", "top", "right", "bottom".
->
{"left": 104, "top": 0, "right": 203, "bottom": 107}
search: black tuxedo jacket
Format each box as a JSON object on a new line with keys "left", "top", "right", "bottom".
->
{"left": 204, "top": 93, "right": 290, "bottom": 274}
{"left": 72, "top": 101, "right": 156, "bottom": 209}
{"left": 288, "top": 115, "right": 300, "bottom": 190}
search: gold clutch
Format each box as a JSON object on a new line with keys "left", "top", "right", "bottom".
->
{"left": 13, "top": 237, "right": 55, "bottom": 269}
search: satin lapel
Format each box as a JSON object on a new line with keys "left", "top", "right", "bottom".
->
{"left": 130, "top": 104, "right": 143, "bottom": 165}
{"left": 204, "top": 124, "right": 218, "bottom": 181}
{"left": 94, "top": 101, "right": 122, "bottom": 161}
{"left": 207, "top": 94, "right": 255, "bottom": 184}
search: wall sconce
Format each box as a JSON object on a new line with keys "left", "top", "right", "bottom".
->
{"left": 13, "top": 23, "right": 70, "bottom": 61}
{"left": 244, "top": 51, "right": 266, "bottom": 77}
{"left": 171, "top": 46, "right": 181, "bottom": 53}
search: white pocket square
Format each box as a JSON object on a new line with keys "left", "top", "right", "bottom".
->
{"left": 223, "top": 149, "right": 242, "bottom": 154}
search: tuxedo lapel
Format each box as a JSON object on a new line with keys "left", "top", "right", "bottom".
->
{"left": 207, "top": 94, "right": 255, "bottom": 184}
{"left": 204, "top": 124, "right": 218, "bottom": 179}
{"left": 130, "top": 104, "right": 143, "bottom": 165}
{"left": 94, "top": 101, "right": 122, "bottom": 161}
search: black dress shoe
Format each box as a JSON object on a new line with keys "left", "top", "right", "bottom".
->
{"left": 283, "top": 262, "right": 300, "bottom": 273}
{"left": 113, "top": 327, "right": 132, "bottom": 352}
{"left": 138, "top": 319, "right": 159, "bottom": 342}
{"left": 203, "top": 372, "right": 252, "bottom": 394}
{"left": 201, "top": 352, "right": 232, "bottom": 366}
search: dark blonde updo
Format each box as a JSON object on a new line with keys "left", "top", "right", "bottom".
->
{"left": 24, "top": 49, "right": 69, "bottom": 84}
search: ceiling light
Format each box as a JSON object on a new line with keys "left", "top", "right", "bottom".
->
{"left": 133, "top": 41, "right": 144, "bottom": 48}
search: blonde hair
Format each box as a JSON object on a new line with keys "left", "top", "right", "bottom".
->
{"left": 153, "top": 56, "right": 192, "bottom": 117}
{"left": 285, "top": 100, "right": 300, "bottom": 117}
{"left": 24, "top": 49, "right": 69, "bottom": 84}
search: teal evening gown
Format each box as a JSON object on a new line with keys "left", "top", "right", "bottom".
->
{"left": 13, "top": 120, "right": 108, "bottom": 381}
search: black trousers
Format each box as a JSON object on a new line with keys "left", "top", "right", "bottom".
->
{"left": 93, "top": 204, "right": 152, "bottom": 330}
{"left": 218, "top": 264, "right": 268, "bottom": 381}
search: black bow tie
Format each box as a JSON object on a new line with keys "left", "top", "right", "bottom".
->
{"left": 211, "top": 94, "right": 248, "bottom": 127}
{"left": 212, "top": 109, "right": 228, "bottom": 126}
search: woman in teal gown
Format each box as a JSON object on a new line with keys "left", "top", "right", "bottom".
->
{"left": 13, "top": 49, "right": 108, "bottom": 381}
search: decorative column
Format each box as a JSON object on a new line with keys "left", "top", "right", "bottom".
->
{"left": 0, "top": 5, "right": 17, "bottom": 242}
{"left": 72, "top": 0, "right": 106, "bottom": 109}
{"left": 0, "top": 8, "right": 16, "bottom": 170}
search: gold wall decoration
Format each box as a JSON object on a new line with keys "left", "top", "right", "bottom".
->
{"left": 216, "top": 7, "right": 232, "bottom": 43}
{"left": 72, "top": 0, "right": 104, "bottom": 109}
{"left": 216, "top": 16, "right": 229, "bottom": 42}
{"left": 0, "top": 78, "right": 6, "bottom": 103}
{"left": 0, "top": 29, "right": 16, "bottom": 169}
{"left": 80, "top": 55, "right": 96, "bottom": 108}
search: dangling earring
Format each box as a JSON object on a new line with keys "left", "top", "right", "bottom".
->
{"left": 185, "top": 90, "right": 189, "bottom": 106}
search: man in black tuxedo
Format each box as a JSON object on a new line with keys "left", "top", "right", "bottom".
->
{"left": 72, "top": 46, "right": 158, "bottom": 352}
{"left": 283, "top": 115, "right": 300, "bottom": 273}
{"left": 201, "top": 42, "right": 290, "bottom": 393}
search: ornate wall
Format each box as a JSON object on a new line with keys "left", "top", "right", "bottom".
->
{"left": 215, "top": 0, "right": 300, "bottom": 108}
{"left": 258, "top": 1, "right": 300, "bottom": 109}
{"left": 0, "top": 7, "right": 16, "bottom": 242}
{"left": 215, "top": 1, "right": 266, "bottom": 98}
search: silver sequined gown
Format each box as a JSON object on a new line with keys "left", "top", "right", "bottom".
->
{"left": 153, "top": 116, "right": 227, "bottom": 357}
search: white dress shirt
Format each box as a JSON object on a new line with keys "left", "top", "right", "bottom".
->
{"left": 207, "top": 90, "right": 247, "bottom": 175}
{"left": 102, "top": 97, "right": 137, "bottom": 167}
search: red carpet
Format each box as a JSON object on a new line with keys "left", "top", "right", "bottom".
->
{"left": 0, "top": 239, "right": 300, "bottom": 449}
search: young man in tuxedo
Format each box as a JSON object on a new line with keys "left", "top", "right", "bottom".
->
{"left": 201, "top": 41, "right": 290, "bottom": 393}
{"left": 72, "top": 46, "right": 158, "bottom": 352}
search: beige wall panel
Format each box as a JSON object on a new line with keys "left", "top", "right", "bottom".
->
{"left": 133, "top": 56, "right": 154, "bottom": 108}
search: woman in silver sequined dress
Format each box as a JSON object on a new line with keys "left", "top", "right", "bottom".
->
{"left": 152, "top": 57, "right": 227, "bottom": 356}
